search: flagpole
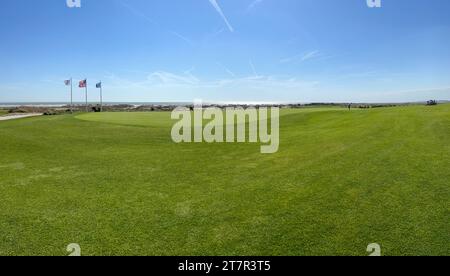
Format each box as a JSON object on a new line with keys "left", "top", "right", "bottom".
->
{"left": 100, "top": 81, "right": 103, "bottom": 112}
{"left": 70, "top": 78, "right": 73, "bottom": 114}
{"left": 85, "top": 79, "right": 88, "bottom": 112}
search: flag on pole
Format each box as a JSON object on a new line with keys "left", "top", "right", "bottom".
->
{"left": 66, "top": 78, "right": 73, "bottom": 113}
{"left": 96, "top": 82, "right": 103, "bottom": 112}
{"left": 79, "top": 79, "right": 88, "bottom": 112}
{"left": 79, "top": 79, "right": 87, "bottom": 88}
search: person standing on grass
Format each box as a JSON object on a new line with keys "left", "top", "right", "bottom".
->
{"left": 348, "top": 103, "right": 352, "bottom": 111}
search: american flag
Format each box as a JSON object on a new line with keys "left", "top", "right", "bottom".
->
{"left": 79, "top": 79, "right": 87, "bottom": 88}
{"left": 64, "top": 80, "right": 71, "bottom": 86}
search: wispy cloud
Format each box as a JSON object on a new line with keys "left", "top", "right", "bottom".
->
{"left": 117, "top": 0, "right": 157, "bottom": 25}
{"left": 211, "top": 28, "right": 225, "bottom": 37}
{"left": 333, "top": 70, "right": 379, "bottom": 81}
{"left": 249, "top": 60, "right": 258, "bottom": 77}
{"left": 279, "top": 54, "right": 302, "bottom": 64}
{"left": 170, "top": 31, "right": 194, "bottom": 46}
{"left": 147, "top": 71, "right": 200, "bottom": 86}
{"left": 280, "top": 50, "right": 321, "bottom": 64}
{"left": 301, "top": 50, "right": 320, "bottom": 61}
{"left": 217, "top": 63, "right": 236, "bottom": 78}
{"left": 183, "top": 66, "right": 196, "bottom": 75}
{"left": 208, "top": 0, "right": 234, "bottom": 32}
{"left": 248, "top": 0, "right": 264, "bottom": 10}
{"left": 100, "top": 70, "right": 322, "bottom": 103}
{"left": 117, "top": 0, "right": 193, "bottom": 46}
{"left": 201, "top": 28, "right": 225, "bottom": 45}
{"left": 105, "top": 70, "right": 318, "bottom": 91}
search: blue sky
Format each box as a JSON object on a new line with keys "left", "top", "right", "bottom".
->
{"left": 1, "top": 0, "right": 450, "bottom": 103}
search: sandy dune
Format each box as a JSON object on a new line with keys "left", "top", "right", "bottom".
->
{"left": 0, "top": 113, "right": 43, "bottom": 121}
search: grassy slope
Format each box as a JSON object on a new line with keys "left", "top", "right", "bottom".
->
{"left": 0, "top": 105, "right": 449, "bottom": 256}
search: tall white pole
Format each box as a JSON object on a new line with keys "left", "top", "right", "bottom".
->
{"left": 100, "top": 81, "right": 103, "bottom": 112}
{"left": 70, "top": 78, "right": 73, "bottom": 114}
{"left": 85, "top": 80, "right": 88, "bottom": 113}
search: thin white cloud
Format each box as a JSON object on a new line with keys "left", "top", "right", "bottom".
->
{"left": 208, "top": 28, "right": 225, "bottom": 39}
{"left": 208, "top": 0, "right": 234, "bottom": 32}
{"left": 117, "top": 0, "right": 193, "bottom": 46}
{"left": 170, "top": 31, "right": 194, "bottom": 46}
{"left": 280, "top": 54, "right": 303, "bottom": 64}
{"left": 301, "top": 50, "right": 320, "bottom": 61}
{"left": 105, "top": 70, "right": 318, "bottom": 92}
{"left": 147, "top": 71, "right": 200, "bottom": 86}
{"left": 201, "top": 28, "right": 225, "bottom": 44}
{"left": 217, "top": 63, "right": 236, "bottom": 78}
{"left": 248, "top": 0, "right": 263, "bottom": 10}
{"left": 249, "top": 60, "right": 258, "bottom": 77}
{"left": 184, "top": 66, "right": 196, "bottom": 75}
{"left": 105, "top": 70, "right": 449, "bottom": 103}
{"left": 117, "top": 0, "right": 157, "bottom": 25}
{"left": 99, "top": 71, "right": 322, "bottom": 103}
{"left": 280, "top": 50, "right": 321, "bottom": 63}
{"left": 333, "top": 71, "right": 379, "bottom": 81}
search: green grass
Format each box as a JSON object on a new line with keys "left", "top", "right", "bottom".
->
{"left": 0, "top": 105, "right": 449, "bottom": 256}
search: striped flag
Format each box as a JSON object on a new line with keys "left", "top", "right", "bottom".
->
{"left": 64, "top": 80, "right": 71, "bottom": 86}
{"left": 79, "top": 79, "right": 87, "bottom": 88}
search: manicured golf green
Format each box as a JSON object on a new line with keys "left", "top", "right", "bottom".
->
{"left": 0, "top": 105, "right": 449, "bottom": 256}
